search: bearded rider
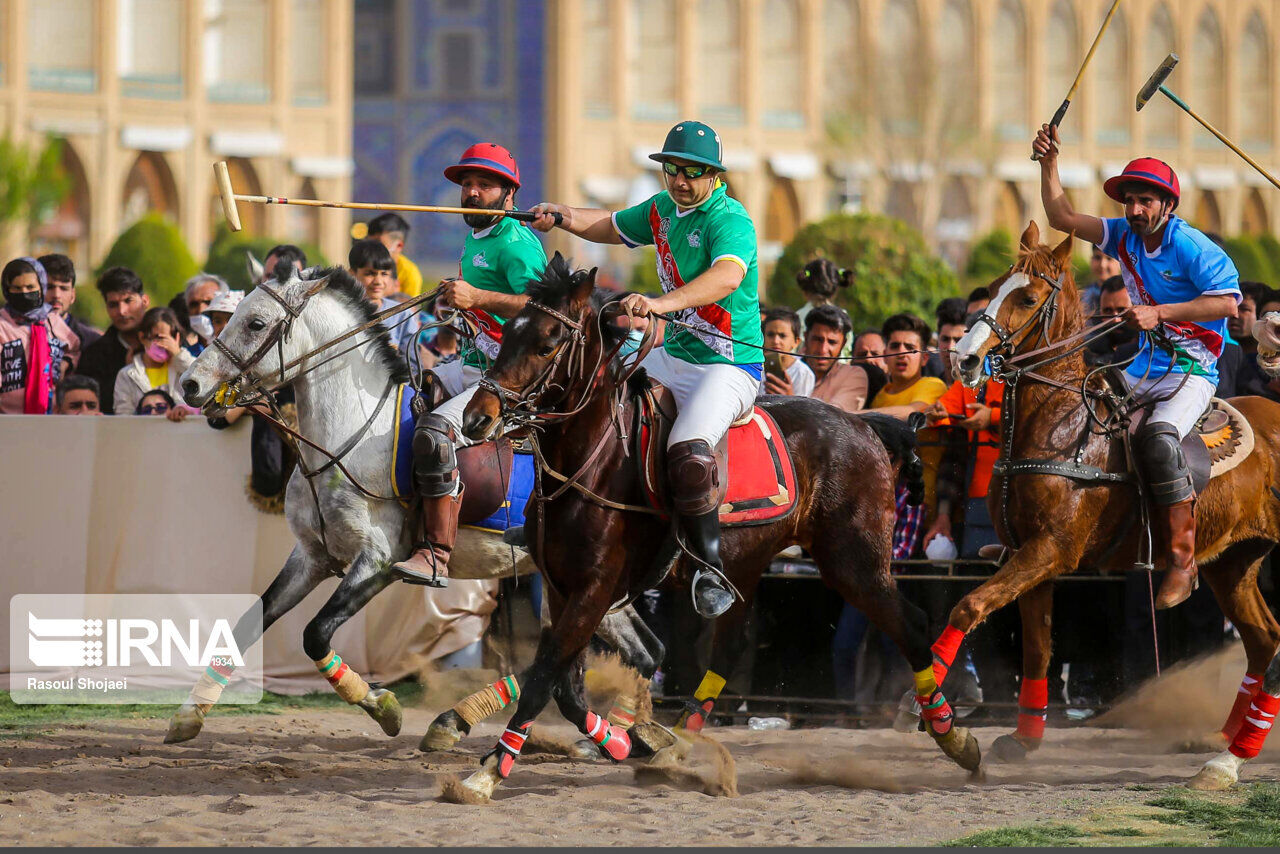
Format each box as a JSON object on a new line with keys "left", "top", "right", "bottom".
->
{"left": 391, "top": 144, "right": 547, "bottom": 586}
{"left": 529, "top": 121, "right": 763, "bottom": 619}
{"left": 1032, "top": 123, "right": 1240, "bottom": 609}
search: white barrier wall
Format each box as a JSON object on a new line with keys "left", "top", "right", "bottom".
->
{"left": 0, "top": 415, "right": 495, "bottom": 694}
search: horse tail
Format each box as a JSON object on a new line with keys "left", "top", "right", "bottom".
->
{"left": 860, "top": 411, "right": 926, "bottom": 507}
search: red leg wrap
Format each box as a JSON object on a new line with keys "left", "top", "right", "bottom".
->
{"left": 1015, "top": 677, "right": 1049, "bottom": 740}
{"left": 1222, "top": 673, "right": 1263, "bottom": 741}
{"left": 491, "top": 721, "right": 532, "bottom": 779}
{"left": 584, "top": 711, "right": 632, "bottom": 762}
{"left": 1228, "top": 691, "right": 1279, "bottom": 760}
{"left": 931, "top": 625, "right": 965, "bottom": 685}
{"left": 917, "top": 690, "right": 954, "bottom": 736}
{"left": 682, "top": 699, "right": 715, "bottom": 734}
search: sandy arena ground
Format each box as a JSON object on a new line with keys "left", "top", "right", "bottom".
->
{"left": 1, "top": 659, "right": 1277, "bottom": 848}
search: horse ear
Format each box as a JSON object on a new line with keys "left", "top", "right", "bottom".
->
{"left": 246, "top": 251, "right": 265, "bottom": 283}
{"left": 1052, "top": 233, "right": 1074, "bottom": 268}
{"left": 571, "top": 267, "right": 598, "bottom": 306}
{"left": 1019, "top": 221, "right": 1041, "bottom": 251}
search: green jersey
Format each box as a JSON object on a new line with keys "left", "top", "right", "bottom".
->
{"left": 457, "top": 213, "right": 547, "bottom": 367}
{"left": 612, "top": 183, "right": 763, "bottom": 367}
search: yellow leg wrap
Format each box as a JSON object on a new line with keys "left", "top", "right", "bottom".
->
{"left": 454, "top": 675, "right": 521, "bottom": 727}
{"left": 189, "top": 672, "right": 227, "bottom": 706}
{"left": 315, "top": 651, "right": 371, "bottom": 705}
{"left": 914, "top": 667, "right": 938, "bottom": 698}
{"left": 607, "top": 694, "right": 637, "bottom": 729}
{"left": 694, "top": 670, "right": 727, "bottom": 703}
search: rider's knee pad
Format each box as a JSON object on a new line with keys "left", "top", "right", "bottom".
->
{"left": 1137, "top": 420, "right": 1194, "bottom": 505}
{"left": 412, "top": 413, "right": 458, "bottom": 498}
{"left": 667, "top": 439, "right": 719, "bottom": 516}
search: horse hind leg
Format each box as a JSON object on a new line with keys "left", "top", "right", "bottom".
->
{"left": 302, "top": 554, "right": 402, "bottom": 737}
{"left": 420, "top": 675, "right": 520, "bottom": 752}
{"left": 1191, "top": 648, "right": 1280, "bottom": 791}
{"left": 165, "top": 546, "right": 330, "bottom": 744}
{"left": 990, "top": 581, "right": 1053, "bottom": 764}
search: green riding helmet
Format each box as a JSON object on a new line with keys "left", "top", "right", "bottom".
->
{"left": 649, "top": 121, "right": 726, "bottom": 172}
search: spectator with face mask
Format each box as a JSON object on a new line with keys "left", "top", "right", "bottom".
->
{"left": 113, "top": 306, "right": 195, "bottom": 416}
{"left": 179, "top": 273, "right": 229, "bottom": 350}
{"left": 56, "top": 374, "right": 102, "bottom": 415}
{"left": 75, "top": 266, "right": 150, "bottom": 414}
{"left": 1, "top": 257, "right": 81, "bottom": 414}
{"left": 39, "top": 253, "right": 101, "bottom": 349}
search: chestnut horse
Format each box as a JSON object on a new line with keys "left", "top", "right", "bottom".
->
{"left": 944, "top": 222, "right": 1280, "bottom": 790}
{"left": 443, "top": 255, "right": 978, "bottom": 800}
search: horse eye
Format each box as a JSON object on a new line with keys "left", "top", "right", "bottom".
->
{"left": 1022, "top": 295, "right": 1038, "bottom": 308}
{"left": 537, "top": 344, "right": 555, "bottom": 358}
{"left": 248, "top": 318, "right": 267, "bottom": 332}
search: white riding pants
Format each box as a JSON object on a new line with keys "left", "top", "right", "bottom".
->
{"left": 431, "top": 359, "right": 486, "bottom": 448}
{"left": 639, "top": 347, "right": 759, "bottom": 448}
{"left": 1123, "top": 370, "right": 1216, "bottom": 439}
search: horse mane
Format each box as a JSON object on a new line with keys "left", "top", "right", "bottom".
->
{"left": 1016, "top": 241, "right": 1084, "bottom": 335}
{"left": 526, "top": 252, "right": 593, "bottom": 307}
{"left": 302, "top": 266, "right": 410, "bottom": 384}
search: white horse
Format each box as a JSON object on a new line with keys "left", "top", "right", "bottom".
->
{"left": 169, "top": 264, "right": 661, "bottom": 746}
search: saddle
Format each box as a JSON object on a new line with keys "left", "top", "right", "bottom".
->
{"left": 635, "top": 381, "right": 798, "bottom": 527}
{"left": 390, "top": 382, "right": 531, "bottom": 530}
{"left": 1124, "top": 396, "right": 1255, "bottom": 493}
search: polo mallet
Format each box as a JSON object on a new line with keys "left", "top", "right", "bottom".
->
{"left": 1137, "top": 55, "right": 1280, "bottom": 192}
{"left": 1031, "top": 0, "right": 1124, "bottom": 161}
{"left": 213, "top": 161, "right": 561, "bottom": 232}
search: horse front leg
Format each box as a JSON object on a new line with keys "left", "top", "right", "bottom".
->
{"left": 165, "top": 545, "right": 331, "bottom": 743}
{"left": 1191, "top": 649, "right": 1280, "bottom": 790}
{"left": 453, "top": 583, "right": 611, "bottom": 802}
{"left": 302, "top": 552, "right": 402, "bottom": 736}
{"left": 990, "top": 580, "right": 1053, "bottom": 763}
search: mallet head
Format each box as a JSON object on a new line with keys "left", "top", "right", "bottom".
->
{"left": 1137, "top": 54, "right": 1179, "bottom": 112}
{"left": 213, "top": 161, "right": 243, "bottom": 232}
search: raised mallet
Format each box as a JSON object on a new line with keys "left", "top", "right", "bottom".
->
{"left": 1031, "top": 0, "right": 1124, "bottom": 161}
{"left": 1137, "top": 54, "right": 1280, "bottom": 191}
{"left": 213, "top": 161, "right": 560, "bottom": 232}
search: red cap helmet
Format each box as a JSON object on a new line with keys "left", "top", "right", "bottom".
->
{"left": 1103, "top": 158, "right": 1180, "bottom": 208}
{"left": 443, "top": 143, "right": 521, "bottom": 190}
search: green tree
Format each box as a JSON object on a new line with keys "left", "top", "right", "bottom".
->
{"left": 963, "top": 228, "right": 1015, "bottom": 288}
{"left": 628, "top": 247, "right": 662, "bottom": 296}
{"left": 204, "top": 223, "right": 330, "bottom": 290}
{"left": 0, "top": 134, "right": 69, "bottom": 242}
{"left": 1250, "top": 235, "right": 1280, "bottom": 285}
{"left": 770, "top": 213, "right": 959, "bottom": 330}
{"left": 1223, "top": 236, "right": 1275, "bottom": 284}
{"left": 97, "top": 213, "right": 200, "bottom": 307}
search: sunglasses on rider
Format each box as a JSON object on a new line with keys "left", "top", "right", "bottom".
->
{"left": 139, "top": 402, "right": 170, "bottom": 415}
{"left": 662, "top": 161, "right": 712, "bottom": 180}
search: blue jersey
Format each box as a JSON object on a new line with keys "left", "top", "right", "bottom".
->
{"left": 1099, "top": 215, "right": 1240, "bottom": 384}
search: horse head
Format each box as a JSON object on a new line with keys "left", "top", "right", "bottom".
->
{"left": 1253, "top": 311, "right": 1280, "bottom": 376}
{"left": 180, "top": 265, "right": 336, "bottom": 413}
{"left": 462, "top": 252, "right": 601, "bottom": 442}
{"left": 953, "top": 221, "right": 1080, "bottom": 387}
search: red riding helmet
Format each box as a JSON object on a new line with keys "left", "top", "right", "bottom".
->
{"left": 443, "top": 143, "right": 521, "bottom": 190}
{"left": 1103, "top": 158, "right": 1180, "bottom": 209}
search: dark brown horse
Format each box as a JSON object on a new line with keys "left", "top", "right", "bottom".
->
{"left": 444, "top": 255, "right": 979, "bottom": 800}
{"left": 943, "top": 222, "right": 1280, "bottom": 790}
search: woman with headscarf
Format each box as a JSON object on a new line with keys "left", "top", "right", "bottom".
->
{"left": 0, "top": 257, "right": 81, "bottom": 414}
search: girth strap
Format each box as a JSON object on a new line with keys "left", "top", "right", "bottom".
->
{"left": 992, "top": 458, "right": 1133, "bottom": 484}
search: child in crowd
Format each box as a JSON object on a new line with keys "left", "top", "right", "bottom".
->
{"left": 113, "top": 306, "right": 195, "bottom": 415}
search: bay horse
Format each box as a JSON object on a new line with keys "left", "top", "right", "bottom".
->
{"left": 447, "top": 254, "right": 980, "bottom": 801}
{"left": 943, "top": 222, "right": 1280, "bottom": 790}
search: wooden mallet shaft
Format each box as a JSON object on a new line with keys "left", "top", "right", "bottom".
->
{"left": 1032, "top": 0, "right": 1124, "bottom": 161}
{"left": 212, "top": 161, "right": 559, "bottom": 232}
{"left": 1136, "top": 55, "right": 1280, "bottom": 192}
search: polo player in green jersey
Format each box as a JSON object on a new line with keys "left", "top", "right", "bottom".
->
{"left": 531, "top": 121, "right": 763, "bottom": 618}
{"left": 392, "top": 143, "right": 547, "bottom": 586}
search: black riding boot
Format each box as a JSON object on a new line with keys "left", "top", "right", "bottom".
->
{"left": 668, "top": 439, "right": 736, "bottom": 619}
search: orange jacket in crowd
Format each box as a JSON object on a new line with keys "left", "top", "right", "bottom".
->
{"left": 931, "top": 377, "right": 1005, "bottom": 499}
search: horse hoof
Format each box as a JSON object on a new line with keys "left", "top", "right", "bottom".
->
{"left": 361, "top": 688, "right": 402, "bottom": 737}
{"left": 629, "top": 722, "right": 679, "bottom": 759}
{"left": 989, "top": 733, "right": 1033, "bottom": 764}
{"left": 163, "top": 704, "right": 205, "bottom": 744}
{"left": 892, "top": 691, "right": 921, "bottom": 734}
{"left": 933, "top": 725, "right": 982, "bottom": 773}
{"left": 572, "top": 738, "right": 605, "bottom": 760}
{"left": 454, "top": 755, "right": 503, "bottom": 803}
{"left": 1187, "top": 750, "right": 1245, "bottom": 791}
{"left": 420, "top": 710, "right": 467, "bottom": 752}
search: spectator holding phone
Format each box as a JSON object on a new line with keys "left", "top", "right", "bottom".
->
{"left": 760, "top": 307, "right": 814, "bottom": 397}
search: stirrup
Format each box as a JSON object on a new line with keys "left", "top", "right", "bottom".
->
{"left": 691, "top": 567, "right": 735, "bottom": 619}
{"left": 390, "top": 543, "right": 449, "bottom": 588}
